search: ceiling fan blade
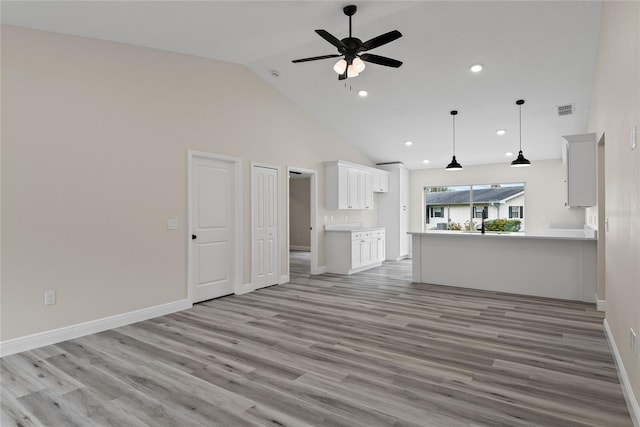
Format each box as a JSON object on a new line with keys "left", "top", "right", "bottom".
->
{"left": 315, "top": 29, "right": 347, "bottom": 50}
{"left": 292, "top": 54, "right": 341, "bottom": 63}
{"left": 360, "top": 53, "right": 403, "bottom": 68}
{"left": 361, "top": 30, "right": 402, "bottom": 51}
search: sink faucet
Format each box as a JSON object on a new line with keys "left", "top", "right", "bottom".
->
{"left": 480, "top": 206, "right": 488, "bottom": 234}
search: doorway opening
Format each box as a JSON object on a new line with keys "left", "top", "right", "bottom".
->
{"left": 287, "top": 167, "right": 318, "bottom": 278}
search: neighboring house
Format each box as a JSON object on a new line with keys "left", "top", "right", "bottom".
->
{"left": 426, "top": 186, "right": 525, "bottom": 231}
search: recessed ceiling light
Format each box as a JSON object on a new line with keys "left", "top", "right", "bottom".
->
{"left": 404, "top": 141, "right": 413, "bottom": 146}
{"left": 358, "top": 90, "right": 368, "bottom": 97}
{"left": 422, "top": 159, "right": 430, "bottom": 164}
{"left": 470, "top": 64, "right": 483, "bottom": 73}
{"left": 496, "top": 129, "right": 506, "bottom": 136}
{"left": 505, "top": 151, "right": 514, "bottom": 157}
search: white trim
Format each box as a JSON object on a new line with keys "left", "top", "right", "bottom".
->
{"left": 597, "top": 299, "right": 606, "bottom": 312}
{"left": 316, "top": 266, "right": 327, "bottom": 274}
{"left": 235, "top": 282, "right": 253, "bottom": 295}
{"left": 604, "top": 319, "right": 640, "bottom": 427}
{"left": 286, "top": 166, "right": 320, "bottom": 275}
{"left": 187, "top": 150, "right": 243, "bottom": 303}
{"left": 279, "top": 274, "right": 290, "bottom": 284}
{"left": 0, "top": 299, "right": 191, "bottom": 357}
{"left": 290, "top": 245, "right": 311, "bottom": 252}
{"left": 251, "top": 162, "right": 281, "bottom": 290}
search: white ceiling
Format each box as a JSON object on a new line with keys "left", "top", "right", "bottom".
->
{"left": 2, "top": 1, "right": 602, "bottom": 170}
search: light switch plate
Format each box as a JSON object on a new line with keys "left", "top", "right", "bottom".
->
{"left": 44, "top": 290, "right": 56, "bottom": 306}
{"left": 167, "top": 219, "right": 178, "bottom": 230}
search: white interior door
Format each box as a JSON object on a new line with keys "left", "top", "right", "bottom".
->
{"left": 190, "top": 155, "right": 236, "bottom": 302}
{"left": 253, "top": 165, "right": 279, "bottom": 289}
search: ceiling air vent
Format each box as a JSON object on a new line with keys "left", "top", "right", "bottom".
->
{"left": 557, "top": 104, "right": 574, "bottom": 116}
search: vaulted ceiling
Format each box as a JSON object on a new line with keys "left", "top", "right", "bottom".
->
{"left": 2, "top": 1, "right": 602, "bottom": 170}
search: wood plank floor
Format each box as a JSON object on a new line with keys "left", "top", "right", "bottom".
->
{"left": 1, "top": 253, "right": 632, "bottom": 426}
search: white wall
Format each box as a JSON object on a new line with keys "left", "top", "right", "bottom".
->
{"left": 410, "top": 160, "right": 585, "bottom": 235}
{"left": 0, "top": 25, "right": 378, "bottom": 341}
{"left": 588, "top": 1, "right": 640, "bottom": 414}
{"left": 289, "top": 177, "right": 311, "bottom": 248}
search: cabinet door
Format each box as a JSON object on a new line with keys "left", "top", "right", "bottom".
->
{"left": 351, "top": 239, "right": 362, "bottom": 268}
{"left": 346, "top": 167, "right": 360, "bottom": 209}
{"left": 373, "top": 173, "right": 390, "bottom": 193}
{"left": 563, "top": 136, "right": 596, "bottom": 207}
{"left": 359, "top": 171, "right": 373, "bottom": 209}
{"left": 361, "top": 238, "right": 372, "bottom": 265}
{"left": 376, "top": 237, "right": 385, "bottom": 262}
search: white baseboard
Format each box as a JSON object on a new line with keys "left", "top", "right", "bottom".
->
{"left": 313, "top": 266, "right": 327, "bottom": 275}
{"left": 235, "top": 282, "right": 254, "bottom": 295}
{"left": 0, "top": 298, "right": 192, "bottom": 357}
{"left": 279, "top": 274, "right": 290, "bottom": 284}
{"left": 597, "top": 299, "right": 606, "bottom": 312}
{"left": 604, "top": 319, "right": 640, "bottom": 427}
{"left": 290, "top": 245, "right": 310, "bottom": 252}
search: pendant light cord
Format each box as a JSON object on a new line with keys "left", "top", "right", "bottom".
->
{"left": 516, "top": 99, "right": 525, "bottom": 152}
{"left": 452, "top": 114, "right": 456, "bottom": 156}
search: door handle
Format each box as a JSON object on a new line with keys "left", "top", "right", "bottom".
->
{"left": 192, "top": 234, "right": 197, "bottom": 240}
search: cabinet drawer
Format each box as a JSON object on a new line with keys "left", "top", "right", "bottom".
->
{"left": 373, "top": 230, "right": 385, "bottom": 237}
{"left": 352, "top": 231, "right": 372, "bottom": 240}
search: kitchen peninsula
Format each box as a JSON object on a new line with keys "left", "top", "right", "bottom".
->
{"left": 409, "top": 230, "right": 597, "bottom": 302}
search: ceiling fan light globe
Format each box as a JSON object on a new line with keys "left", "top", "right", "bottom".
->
{"left": 347, "top": 64, "right": 359, "bottom": 78}
{"left": 353, "top": 57, "right": 366, "bottom": 73}
{"left": 333, "top": 59, "right": 347, "bottom": 74}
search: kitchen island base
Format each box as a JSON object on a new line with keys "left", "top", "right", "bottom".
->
{"left": 410, "top": 232, "right": 596, "bottom": 303}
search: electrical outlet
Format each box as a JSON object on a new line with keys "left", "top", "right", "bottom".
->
{"left": 44, "top": 290, "right": 56, "bottom": 306}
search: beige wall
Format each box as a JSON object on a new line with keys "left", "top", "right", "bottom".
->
{"left": 289, "top": 177, "right": 311, "bottom": 248}
{"left": 588, "top": 1, "right": 640, "bottom": 412}
{"left": 410, "top": 160, "right": 586, "bottom": 235}
{"left": 0, "top": 25, "right": 378, "bottom": 340}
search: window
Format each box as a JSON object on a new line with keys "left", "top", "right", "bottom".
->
{"left": 430, "top": 207, "right": 444, "bottom": 218}
{"left": 425, "top": 185, "right": 469, "bottom": 228}
{"left": 509, "top": 206, "right": 524, "bottom": 219}
{"left": 424, "top": 183, "right": 525, "bottom": 233}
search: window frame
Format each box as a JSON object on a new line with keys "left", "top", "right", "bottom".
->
{"left": 424, "top": 182, "right": 525, "bottom": 233}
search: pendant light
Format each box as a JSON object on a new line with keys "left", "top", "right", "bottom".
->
{"left": 446, "top": 110, "right": 463, "bottom": 171}
{"left": 511, "top": 99, "right": 531, "bottom": 167}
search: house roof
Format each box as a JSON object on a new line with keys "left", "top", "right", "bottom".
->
{"left": 426, "top": 186, "right": 524, "bottom": 205}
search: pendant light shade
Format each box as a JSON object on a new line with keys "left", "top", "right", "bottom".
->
{"left": 446, "top": 156, "right": 463, "bottom": 170}
{"left": 511, "top": 99, "right": 531, "bottom": 167}
{"left": 446, "top": 110, "right": 463, "bottom": 171}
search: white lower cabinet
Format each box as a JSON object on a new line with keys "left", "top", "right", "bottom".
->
{"left": 326, "top": 228, "right": 385, "bottom": 274}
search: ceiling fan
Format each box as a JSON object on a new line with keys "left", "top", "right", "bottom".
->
{"left": 292, "top": 5, "right": 403, "bottom": 80}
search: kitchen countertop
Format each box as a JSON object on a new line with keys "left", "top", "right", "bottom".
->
{"left": 408, "top": 229, "right": 596, "bottom": 241}
{"left": 325, "top": 224, "right": 385, "bottom": 232}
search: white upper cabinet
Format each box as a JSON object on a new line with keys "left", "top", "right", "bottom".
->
{"left": 373, "top": 172, "right": 390, "bottom": 193}
{"left": 358, "top": 170, "right": 373, "bottom": 210}
{"left": 562, "top": 133, "right": 596, "bottom": 207}
{"left": 325, "top": 161, "right": 389, "bottom": 210}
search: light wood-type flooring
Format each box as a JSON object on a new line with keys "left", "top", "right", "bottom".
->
{"left": 1, "top": 252, "right": 633, "bottom": 426}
